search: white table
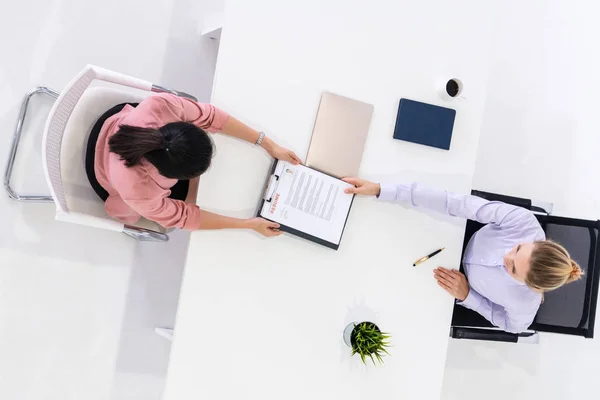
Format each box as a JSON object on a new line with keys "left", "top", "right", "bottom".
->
{"left": 164, "top": 1, "right": 495, "bottom": 399}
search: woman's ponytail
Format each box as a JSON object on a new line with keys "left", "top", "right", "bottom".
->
{"left": 108, "top": 121, "right": 213, "bottom": 179}
{"left": 567, "top": 260, "right": 584, "bottom": 283}
{"left": 108, "top": 125, "right": 166, "bottom": 167}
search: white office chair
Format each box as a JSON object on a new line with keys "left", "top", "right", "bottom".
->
{"left": 4, "top": 65, "right": 197, "bottom": 242}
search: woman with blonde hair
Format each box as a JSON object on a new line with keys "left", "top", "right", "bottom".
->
{"left": 343, "top": 178, "right": 583, "bottom": 333}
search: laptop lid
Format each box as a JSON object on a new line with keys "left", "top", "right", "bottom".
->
{"left": 305, "top": 92, "right": 374, "bottom": 178}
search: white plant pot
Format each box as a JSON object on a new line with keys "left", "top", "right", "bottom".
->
{"left": 343, "top": 322, "right": 357, "bottom": 347}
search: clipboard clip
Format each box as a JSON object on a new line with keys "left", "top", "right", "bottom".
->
{"left": 263, "top": 173, "right": 280, "bottom": 202}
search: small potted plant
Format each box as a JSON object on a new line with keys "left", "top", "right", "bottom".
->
{"left": 343, "top": 321, "right": 391, "bottom": 365}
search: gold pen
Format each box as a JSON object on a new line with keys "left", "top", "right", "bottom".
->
{"left": 413, "top": 247, "right": 445, "bottom": 267}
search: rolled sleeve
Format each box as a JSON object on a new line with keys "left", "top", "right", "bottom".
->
{"left": 203, "top": 106, "right": 229, "bottom": 133}
{"left": 179, "top": 203, "right": 202, "bottom": 230}
{"left": 125, "top": 198, "right": 202, "bottom": 231}
{"left": 377, "top": 183, "right": 412, "bottom": 202}
{"left": 377, "top": 184, "right": 398, "bottom": 201}
{"left": 152, "top": 93, "right": 230, "bottom": 133}
{"left": 181, "top": 98, "right": 229, "bottom": 133}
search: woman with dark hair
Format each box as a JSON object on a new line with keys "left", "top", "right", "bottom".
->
{"left": 88, "top": 93, "right": 300, "bottom": 236}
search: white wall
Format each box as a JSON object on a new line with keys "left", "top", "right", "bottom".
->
{"left": 0, "top": 0, "right": 218, "bottom": 399}
{"left": 470, "top": 0, "right": 600, "bottom": 219}
{"left": 442, "top": 1, "right": 600, "bottom": 399}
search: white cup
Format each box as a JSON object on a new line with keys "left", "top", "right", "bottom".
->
{"left": 438, "top": 78, "right": 465, "bottom": 101}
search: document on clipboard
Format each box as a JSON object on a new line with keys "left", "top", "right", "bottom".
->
{"left": 257, "top": 160, "right": 355, "bottom": 250}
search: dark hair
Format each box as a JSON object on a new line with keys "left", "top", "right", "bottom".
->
{"left": 108, "top": 122, "right": 213, "bottom": 179}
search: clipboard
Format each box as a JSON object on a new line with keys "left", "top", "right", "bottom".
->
{"left": 256, "top": 160, "right": 355, "bottom": 250}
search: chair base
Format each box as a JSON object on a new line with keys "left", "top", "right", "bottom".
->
{"left": 4, "top": 86, "right": 59, "bottom": 202}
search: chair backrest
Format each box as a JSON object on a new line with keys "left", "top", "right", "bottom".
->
{"left": 60, "top": 86, "right": 147, "bottom": 220}
{"left": 42, "top": 65, "right": 153, "bottom": 215}
{"left": 41, "top": 65, "right": 175, "bottom": 233}
{"left": 452, "top": 191, "right": 600, "bottom": 338}
{"left": 530, "top": 215, "right": 600, "bottom": 338}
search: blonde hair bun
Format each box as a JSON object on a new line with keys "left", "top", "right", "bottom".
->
{"left": 568, "top": 260, "right": 584, "bottom": 283}
{"left": 527, "top": 241, "right": 584, "bottom": 291}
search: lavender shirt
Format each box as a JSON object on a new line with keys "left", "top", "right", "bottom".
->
{"left": 379, "top": 182, "right": 545, "bottom": 333}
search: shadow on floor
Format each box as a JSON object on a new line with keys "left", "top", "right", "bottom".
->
{"left": 110, "top": 229, "right": 191, "bottom": 400}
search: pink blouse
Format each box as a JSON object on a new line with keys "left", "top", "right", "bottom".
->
{"left": 94, "top": 93, "right": 229, "bottom": 230}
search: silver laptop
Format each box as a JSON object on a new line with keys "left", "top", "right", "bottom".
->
{"left": 305, "top": 92, "right": 374, "bottom": 178}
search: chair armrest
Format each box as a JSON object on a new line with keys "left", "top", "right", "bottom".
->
{"left": 451, "top": 327, "right": 519, "bottom": 342}
{"left": 471, "top": 190, "right": 553, "bottom": 214}
{"left": 451, "top": 327, "right": 540, "bottom": 344}
{"left": 56, "top": 212, "right": 168, "bottom": 242}
{"left": 471, "top": 190, "right": 532, "bottom": 210}
{"left": 151, "top": 85, "right": 198, "bottom": 101}
{"left": 123, "top": 225, "right": 169, "bottom": 242}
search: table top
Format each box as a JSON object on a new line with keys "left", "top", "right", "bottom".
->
{"left": 164, "top": 1, "right": 494, "bottom": 399}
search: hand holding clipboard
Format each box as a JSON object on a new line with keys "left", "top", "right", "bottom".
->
{"left": 258, "top": 160, "right": 355, "bottom": 250}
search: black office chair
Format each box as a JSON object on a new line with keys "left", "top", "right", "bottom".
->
{"left": 450, "top": 191, "right": 600, "bottom": 342}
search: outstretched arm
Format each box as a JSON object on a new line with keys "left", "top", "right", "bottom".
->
{"left": 220, "top": 117, "right": 301, "bottom": 165}
{"left": 197, "top": 210, "right": 281, "bottom": 237}
{"left": 162, "top": 94, "right": 301, "bottom": 165}
{"left": 127, "top": 196, "right": 281, "bottom": 237}
{"left": 343, "top": 177, "right": 535, "bottom": 228}
{"left": 183, "top": 180, "right": 280, "bottom": 236}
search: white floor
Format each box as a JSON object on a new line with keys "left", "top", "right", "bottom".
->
{"left": 0, "top": 0, "right": 219, "bottom": 399}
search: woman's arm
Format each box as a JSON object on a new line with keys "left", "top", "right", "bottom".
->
{"left": 163, "top": 94, "right": 301, "bottom": 164}
{"left": 182, "top": 178, "right": 280, "bottom": 235}
{"left": 459, "top": 287, "right": 537, "bottom": 334}
{"left": 127, "top": 196, "right": 281, "bottom": 237}
{"left": 434, "top": 267, "right": 536, "bottom": 333}
{"left": 220, "top": 116, "right": 301, "bottom": 165}
{"left": 343, "top": 177, "right": 535, "bottom": 228}
{"left": 196, "top": 211, "right": 281, "bottom": 237}
{"left": 220, "top": 116, "right": 262, "bottom": 146}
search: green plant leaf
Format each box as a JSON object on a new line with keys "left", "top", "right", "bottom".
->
{"left": 369, "top": 353, "right": 376, "bottom": 366}
{"left": 349, "top": 323, "right": 392, "bottom": 366}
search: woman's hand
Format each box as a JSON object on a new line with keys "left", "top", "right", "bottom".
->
{"left": 342, "top": 177, "right": 381, "bottom": 196}
{"left": 266, "top": 141, "right": 301, "bottom": 165}
{"left": 247, "top": 217, "right": 282, "bottom": 237}
{"left": 434, "top": 267, "right": 470, "bottom": 301}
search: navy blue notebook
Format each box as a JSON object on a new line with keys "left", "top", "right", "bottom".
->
{"left": 393, "top": 98, "right": 456, "bottom": 150}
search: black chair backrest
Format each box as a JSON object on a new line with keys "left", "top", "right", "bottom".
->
{"left": 530, "top": 215, "right": 600, "bottom": 338}
{"left": 451, "top": 191, "right": 600, "bottom": 338}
